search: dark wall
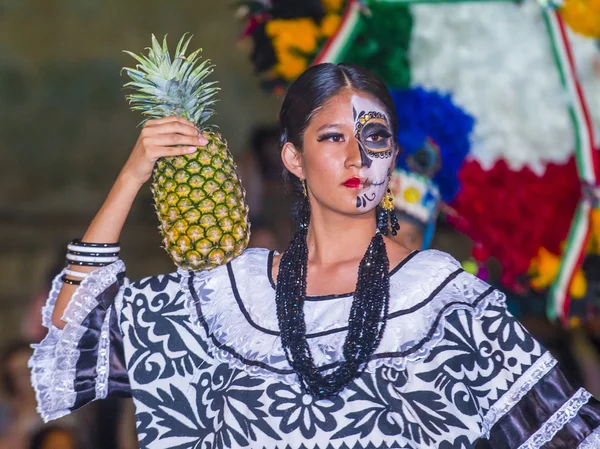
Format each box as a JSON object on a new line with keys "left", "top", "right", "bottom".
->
{"left": 0, "top": 0, "right": 281, "bottom": 345}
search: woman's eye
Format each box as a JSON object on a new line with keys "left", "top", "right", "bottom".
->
{"left": 366, "top": 134, "right": 385, "bottom": 143}
{"left": 317, "top": 133, "right": 345, "bottom": 143}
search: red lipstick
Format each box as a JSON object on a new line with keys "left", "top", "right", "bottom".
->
{"left": 343, "top": 177, "right": 361, "bottom": 189}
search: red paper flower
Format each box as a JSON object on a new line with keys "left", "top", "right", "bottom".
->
{"left": 449, "top": 157, "right": 580, "bottom": 289}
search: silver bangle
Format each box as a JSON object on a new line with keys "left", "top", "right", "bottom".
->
{"left": 66, "top": 254, "right": 119, "bottom": 263}
{"left": 65, "top": 268, "right": 90, "bottom": 279}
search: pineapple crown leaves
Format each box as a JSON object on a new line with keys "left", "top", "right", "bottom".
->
{"left": 122, "top": 34, "right": 220, "bottom": 127}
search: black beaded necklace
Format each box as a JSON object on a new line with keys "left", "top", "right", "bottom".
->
{"left": 275, "top": 196, "right": 391, "bottom": 400}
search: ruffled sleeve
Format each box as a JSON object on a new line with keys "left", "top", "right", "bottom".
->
{"left": 29, "top": 261, "right": 131, "bottom": 422}
{"left": 453, "top": 282, "right": 600, "bottom": 448}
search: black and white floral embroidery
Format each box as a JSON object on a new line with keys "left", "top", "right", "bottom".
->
{"left": 480, "top": 303, "right": 536, "bottom": 353}
{"left": 199, "top": 364, "right": 280, "bottom": 447}
{"left": 122, "top": 285, "right": 210, "bottom": 386}
{"left": 334, "top": 366, "right": 468, "bottom": 445}
{"left": 266, "top": 382, "right": 344, "bottom": 438}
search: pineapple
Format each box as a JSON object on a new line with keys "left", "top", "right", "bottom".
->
{"left": 123, "top": 35, "right": 250, "bottom": 271}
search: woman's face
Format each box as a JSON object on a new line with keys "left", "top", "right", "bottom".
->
{"left": 288, "top": 89, "right": 396, "bottom": 215}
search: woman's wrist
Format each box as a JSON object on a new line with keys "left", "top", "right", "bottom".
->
{"left": 116, "top": 170, "right": 146, "bottom": 192}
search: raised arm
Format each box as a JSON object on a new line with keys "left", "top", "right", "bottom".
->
{"left": 52, "top": 116, "right": 207, "bottom": 328}
{"left": 31, "top": 117, "right": 206, "bottom": 422}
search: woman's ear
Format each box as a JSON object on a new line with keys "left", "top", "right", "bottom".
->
{"left": 281, "top": 142, "right": 304, "bottom": 179}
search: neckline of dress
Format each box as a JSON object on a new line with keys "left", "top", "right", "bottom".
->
{"left": 266, "top": 249, "right": 421, "bottom": 301}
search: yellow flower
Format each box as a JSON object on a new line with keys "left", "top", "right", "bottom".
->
{"left": 266, "top": 20, "right": 297, "bottom": 48}
{"left": 591, "top": 208, "right": 600, "bottom": 242}
{"left": 321, "top": 14, "right": 342, "bottom": 38}
{"left": 275, "top": 51, "right": 308, "bottom": 81}
{"left": 570, "top": 269, "right": 587, "bottom": 299}
{"left": 561, "top": 0, "right": 600, "bottom": 38}
{"left": 529, "top": 247, "right": 561, "bottom": 290}
{"left": 529, "top": 245, "right": 587, "bottom": 299}
{"left": 322, "top": 0, "right": 345, "bottom": 13}
{"left": 267, "top": 19, "right": 319, "bottom": 54}
{"left": 569, "top": 316, "right": 581, "bottom": 328}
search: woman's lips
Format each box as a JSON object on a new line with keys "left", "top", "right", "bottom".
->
{"left": 343, "top": 177, "right": 362, "bottom": 188}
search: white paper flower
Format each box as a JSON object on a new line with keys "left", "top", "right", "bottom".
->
{"left": 410, "top": 1, "right": 600, "bottom": 174}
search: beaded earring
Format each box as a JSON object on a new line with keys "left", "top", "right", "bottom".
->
{"left": 377, "top": 187, "right": 400, "bottom": 236}
{"left": 298, "top": 178, "right": 310, "bottom": 231}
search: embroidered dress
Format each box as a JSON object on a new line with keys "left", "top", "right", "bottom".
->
{"left": 29, "top": 249, "right": 600, "bottom": 448}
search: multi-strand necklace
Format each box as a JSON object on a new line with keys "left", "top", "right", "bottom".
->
{"left": 275, "top": 200, "right": 391, "bottom": 399}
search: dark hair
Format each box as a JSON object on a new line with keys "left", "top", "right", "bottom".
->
{"left": 279, "top": 62, "right": 399, "bottom": 194}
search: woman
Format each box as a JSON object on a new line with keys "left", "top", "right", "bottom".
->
{"left": 30, "top": 63, "right": 600, "bottom": 448}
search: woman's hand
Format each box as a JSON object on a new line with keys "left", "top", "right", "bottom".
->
{"left": 120, "top": 116, "right": 208, "bottom": 187}
{"left": 52, "top": 117, "right": 206, "bottom": 328}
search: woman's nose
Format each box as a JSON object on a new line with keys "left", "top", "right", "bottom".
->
{"left": 345, "top": 138, "right": 371, "bottom": 169}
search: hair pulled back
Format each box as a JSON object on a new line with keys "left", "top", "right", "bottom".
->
{"left": 279, "top": 62, "right": 398, "bottom": 197}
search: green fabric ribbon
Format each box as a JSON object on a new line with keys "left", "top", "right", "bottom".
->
{"left": 342, "top": 2, "right": 413, "bottom": 89}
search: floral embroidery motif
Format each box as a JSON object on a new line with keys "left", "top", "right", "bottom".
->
{"left": 267, "top": 382, "right": 344, "bottom": 438}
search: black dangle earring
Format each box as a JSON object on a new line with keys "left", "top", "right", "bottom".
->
{"left": 378, "top": 187, "right": 400, "bottom": 236}
{"left": 298, "top": 178, "right": 310, "bottom": 231}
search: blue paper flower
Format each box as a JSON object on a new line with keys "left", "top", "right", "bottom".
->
{"left": 390, "top": 87, "right": 475, "bottom": 203}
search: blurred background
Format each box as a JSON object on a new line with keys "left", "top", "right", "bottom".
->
{"left": 1, "top": 0, "right": 600, "bottom": 448}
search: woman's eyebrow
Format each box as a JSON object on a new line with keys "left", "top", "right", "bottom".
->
{"left": 316, "top": 123, "right": 344, "bottom": 133}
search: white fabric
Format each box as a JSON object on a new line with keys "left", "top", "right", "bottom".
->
{"left": 29, "top": 260, "right": 126, "bottom": 422}
{"left": 179, "top": 248, "right": 504, "bottom": 384}
{"left": 410, "top": 2, "right": 600, "bottom": 173}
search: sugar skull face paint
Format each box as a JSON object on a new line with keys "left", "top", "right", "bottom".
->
{"left": 352, "top": 95, "right": 395, "bottom": 210}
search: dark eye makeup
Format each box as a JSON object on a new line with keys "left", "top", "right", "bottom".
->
{"left": 366, "top": 130, "right": 392, "bottom": 141}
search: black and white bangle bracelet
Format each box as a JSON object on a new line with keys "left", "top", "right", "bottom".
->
{"left": 61, "top": 267, "right": 90, "bottom": 286}
{"left": 61, "top": 239, "right": 121, "bottom": 283}
{"left": 67, "top": 249, "right": 120, "bottom": 257}
{"left": 65, "top": 239, "right": 120, "bottom": 267}
{"left": 66, "top": 253, "right": 119, "bottom": 264}
{"left": 61, "top": 274, "right": 81, "bottom": 286}
{"left": 69, "top": 239, "right": 120, "bottom": 249}
{"left": 67, "top": 260, "right": 117, "bottom": 267}
{"left": 67, "top": 245, "right": 120, "bottom": 255}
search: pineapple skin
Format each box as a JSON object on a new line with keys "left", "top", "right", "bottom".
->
{"left": 151, "top": 131, "right": 250, "bottom": 271}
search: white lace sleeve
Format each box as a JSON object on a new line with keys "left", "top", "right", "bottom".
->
{"left": 29, "top": 260, "right": 130, "bottom": 422}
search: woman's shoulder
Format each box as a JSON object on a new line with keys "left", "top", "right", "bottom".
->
{"left": 380, "top": 248, "right": 504, "bottom": 359}
{"left": 389, "top": 248, "right": 462, "bottom": 280}
{"left": 388, "top": 248, "right": 496, "bottom": 312}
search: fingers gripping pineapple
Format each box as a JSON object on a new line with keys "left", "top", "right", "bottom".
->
{"left": 123, "top": 35, "right": 250, "bottom": 271}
